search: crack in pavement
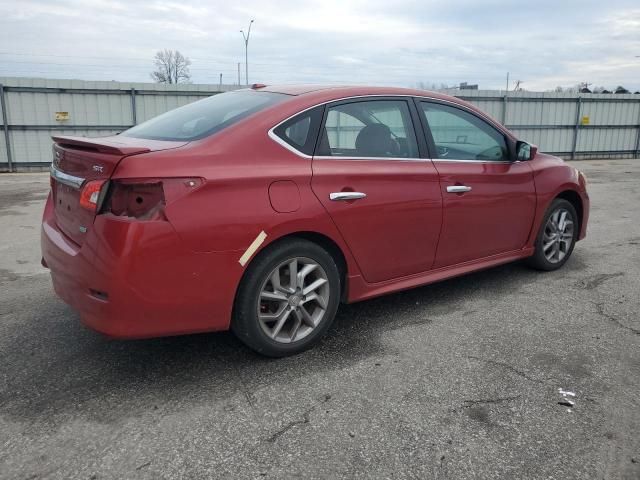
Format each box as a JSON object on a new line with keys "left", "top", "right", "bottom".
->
{"left": 466, "top": 355, "right": 547, "bottom": 384}
{"left": 593, "top": 302, "right": 640, "bottom": 336}
{"left": 135, "top": 461, "right": 151, "bottom": 471}
{"left": 576, "top": 272, "right": 624, "bottom": 290}
{"left": 267, "top": 407, "right": 314, "bottom": 443}
{"left": 462, "top": 395, "right": 522, "bottom": 407}
{"left": 265, "top": 394, "right": 333, "bottom": 443}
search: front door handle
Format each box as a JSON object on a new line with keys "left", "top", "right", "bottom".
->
{"left": 446, "top": 185, "right": 472, "bottom": 193}
{"left": 329, "top": 192, "right": 367, "bottom": 201}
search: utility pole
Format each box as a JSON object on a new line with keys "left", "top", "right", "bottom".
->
{"left": 240, "top": 19, "right": 254, "bottom": 86}
{"left": 505, "top": 72, "right": 509, "bottom": 93}
{"left": 219, "top": 73, "right": 222, "bottom": 89}
{"left": 237, "top": 63, "right": 241, "bottom": 86}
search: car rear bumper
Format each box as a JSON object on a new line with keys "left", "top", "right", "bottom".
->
{"left": 41, "top": 193, "right": 244, "bottom": 339}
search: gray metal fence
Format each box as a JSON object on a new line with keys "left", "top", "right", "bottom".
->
{"left": 448, "top": 89, "right": 640, "bottom": 160}
{"left": 0, "top": 77, "right": 239, "bottom": 171}
{"left": 1, "top": 77, "right": 639, "bottom": 171}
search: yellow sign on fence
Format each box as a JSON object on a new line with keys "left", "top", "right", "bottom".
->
{"left": 55, "top": 112, "right": 69, "bottom": 121}
{"left": 581, "top": 115, "right": 590, "bottom": 125}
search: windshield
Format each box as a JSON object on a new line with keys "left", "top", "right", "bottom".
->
{"left": 121, "top": 90, "right": 287, "bottom": 141}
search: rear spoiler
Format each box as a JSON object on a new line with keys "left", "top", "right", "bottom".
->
{"left": 52, "top": 136, "right": 151, "bottom": 156}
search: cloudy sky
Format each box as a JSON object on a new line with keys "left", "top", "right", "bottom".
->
{"left": 1, "top": 0, "right": 639, "bottom": 91}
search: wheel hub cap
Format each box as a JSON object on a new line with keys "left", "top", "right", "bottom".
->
{"left": 542, "top": 207, "right": 575, "bottom": 264}
{"left": 257, "top": 257, "right": 330, "bottom": 344}
{"left": 288, "top": 294, "right": 302, "bottom": 308}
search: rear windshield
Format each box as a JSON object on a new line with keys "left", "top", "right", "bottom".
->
{"left": 121, "top": 90, "right": 287, "bottom": 141}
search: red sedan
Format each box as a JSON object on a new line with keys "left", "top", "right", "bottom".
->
{"left": 41, "top": 85, "right": 590, "bottom": 356}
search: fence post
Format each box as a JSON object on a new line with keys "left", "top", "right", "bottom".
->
{"left": 130, "top": 88, "right": 137, "bottom": 126}
{"left": 634, "top": 101, "right": 640, "bottom": 159}
{"left": 502, "top": 94, "right": 508, "bottom": 125}
{"left": 0, "top": 83, "right": 13, "bottom": 172}
{"left": 571, "top": 96, "right": 582, "bottom": 160}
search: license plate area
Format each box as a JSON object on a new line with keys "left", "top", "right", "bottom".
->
{"left": 53, "top": 180, "right": 87, "bottom": 244}
{"left": 54, "top": 181, "right": 80, "bottom": 216}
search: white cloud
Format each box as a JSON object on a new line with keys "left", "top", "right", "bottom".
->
{"left": 0, "top": 0, "right": 638, "bottom": 91}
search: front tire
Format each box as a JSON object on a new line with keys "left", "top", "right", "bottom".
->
{"left": 232, "top": 238, "right": 341, "bottom": 357}
{"left": 527, "top": 198, "right": 578, "bottom": 271}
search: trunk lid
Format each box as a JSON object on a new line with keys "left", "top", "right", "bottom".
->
{"left": 50, "top": 135, "right": 186, "bottom": 245}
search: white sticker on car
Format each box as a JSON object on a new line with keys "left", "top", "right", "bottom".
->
{"left": 238, "top": 231, "right": 267, "bottom": 267}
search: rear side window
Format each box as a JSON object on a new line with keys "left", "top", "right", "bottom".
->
{"left": 317, "top": 100, "right": 419, "bottom": 159}
{"left": 420, "top": 102, "right": 509, "bottom": 161}
{"left": 122, "top": 91, "right": 286, "bottom": 141}
{"left": 272, "top": 106, "right": 324, "bottom": 156}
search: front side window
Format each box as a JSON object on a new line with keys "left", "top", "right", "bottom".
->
{"left": 317, "top": 100, "right": 419, "bottom": 158}
{"left": 420, "top": 102, "right": 509, "bottom": 161}
{"left": 122, "top": 90, "right": 287, "bottom": 141}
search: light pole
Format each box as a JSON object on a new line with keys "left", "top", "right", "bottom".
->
{"left": 240, "top": 19, "right": 254, "bottom": 86}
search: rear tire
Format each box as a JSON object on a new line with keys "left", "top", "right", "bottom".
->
{"left": 526, "top": 198, "right": 578, "bottom": 271}
{"left": 232, "top": 238, "right": 341, "bottom": 357}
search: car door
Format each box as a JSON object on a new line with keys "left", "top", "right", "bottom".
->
{"left": 417, "top": 100, "right": 536, "bottom": 268}
{"left": 310, "top": 98, "right": 442, "bottom": 283}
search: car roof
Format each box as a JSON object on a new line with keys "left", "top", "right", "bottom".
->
{"left": 254, "top": 84, "right": 515, "bottom": 141}
{"left": 259, "top": 84, "right": 459, "bottom": 103}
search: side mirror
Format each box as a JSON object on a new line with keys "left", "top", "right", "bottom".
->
{"left": 516, "top": 141, "right": 538, "bottom": 161}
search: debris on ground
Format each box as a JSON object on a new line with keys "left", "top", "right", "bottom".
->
{"left": 558, "top": 388, "right": 577, "bottom": 412}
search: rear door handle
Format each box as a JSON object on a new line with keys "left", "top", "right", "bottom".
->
{"left": 446, "top": 185, "right": 472, "bottom": 193}
{"left": 329, "top": 192, "right": 367, "bottom": 201}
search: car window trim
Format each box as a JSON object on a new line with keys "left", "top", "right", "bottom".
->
{"left": 268, "top": 103, "right": 327, "bottom": 159}
{"left": 267, "top": 94, "right": 516, "bottom": 160}
{"left": 314, "top": 96, "right": 423, "bottom": 160}
{"left": 271, "top": 105, "right": 324, "bottom": 156}
{"left": 313, "top": 156, "right": 427, "bottom": 162}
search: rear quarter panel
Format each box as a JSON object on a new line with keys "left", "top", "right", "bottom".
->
{"left": 112, "top": 113, "right": 361, "bottom": 277}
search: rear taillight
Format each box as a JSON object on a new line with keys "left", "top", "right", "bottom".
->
{"left": 79, "top": 180, "right": 108, "bottom": 212}
{"left": 103, "top": 180, "right": 166, "bottom": 220}
{"left": 101, "top": 178, "right": 203, "bottom": 220}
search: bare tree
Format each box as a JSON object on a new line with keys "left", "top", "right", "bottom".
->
{"left": 150, "top": 49, "right": 192, "bottom": 84}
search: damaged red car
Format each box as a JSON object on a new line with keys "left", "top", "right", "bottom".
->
{"left": 41, "top": 85, "right": 590, "bottom": 356}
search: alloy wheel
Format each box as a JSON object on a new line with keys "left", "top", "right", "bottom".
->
{"left": 542, "top": 208, "right": 574, "bottom": 263}
{"left": 257, "top": 257, "right": 330, "bottom": 343}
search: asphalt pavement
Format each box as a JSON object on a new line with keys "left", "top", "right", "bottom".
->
{"left": 0, "top": 159, "right": 639, "bottom": 479}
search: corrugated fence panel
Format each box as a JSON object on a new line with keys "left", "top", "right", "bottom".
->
{"left": 510, "top": 100, "right": 543, "bottom": 126}
{"left": 542, "top": 100, "right": 578, "bottom": 126}
{"left": 7, "top": 91, "right": 131, "bottom": 126}
{"left": 510, "top": 127, "right": 575, "bottom": 153}
{"left": 577, "top": 128, "right": 637, "bottom": 152}
{"left": 136, "top": 94, "right": 211, "bottom": 123}
{"left": 0, "top": 77, "right": 235, "bottom": 169}
{"left": 469, "top": 99, "right": 503, "bottom": 121}
{"left": 10, "top": 129, "right": 121, "bottom": 165}
{"left": 581, "top": 100, "right": 640, "bottom": 125}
